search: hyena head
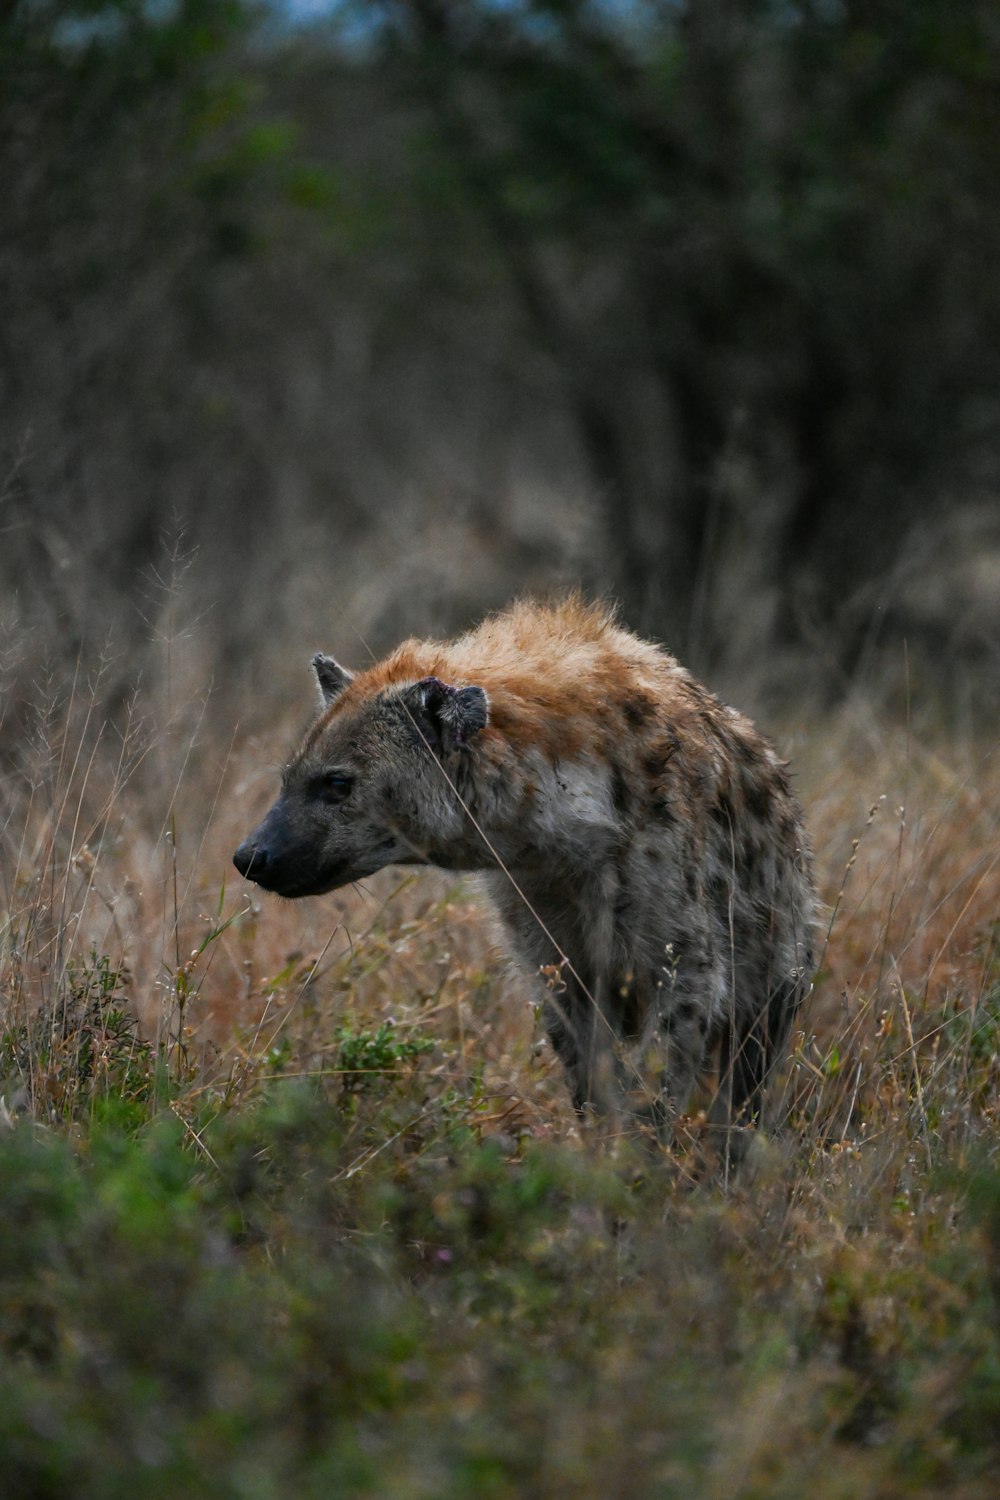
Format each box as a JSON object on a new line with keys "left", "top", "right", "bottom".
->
{"left": 233, "top": 654, "right": 489, "bottom": 898}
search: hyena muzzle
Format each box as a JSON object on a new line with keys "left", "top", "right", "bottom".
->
{"left": 234, "top": 598, "right": 815, "bottom": 1148}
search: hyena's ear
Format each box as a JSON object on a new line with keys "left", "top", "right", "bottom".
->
{"left": 403, "top": 676, "right": 489, "bottom": 755}
{"left": 312, "top": 653, "right": 353, "bottom": 709}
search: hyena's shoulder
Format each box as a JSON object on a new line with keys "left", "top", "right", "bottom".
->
{"left": 320, "top": 596, "right": 798, "bottom": 845}
{"left": 389, "top": 596, "right": 699, "bottom": 764}
{"left": 322, "top": 596, "right": 675, "bottom": 763}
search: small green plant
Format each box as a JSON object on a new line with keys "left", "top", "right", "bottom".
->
{"left": 335, "top": 1020, "right": 435, "bottom": 1092}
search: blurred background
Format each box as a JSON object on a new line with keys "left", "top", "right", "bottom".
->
{"left": 2, "top": 0, "right": 999, "bottom": 738}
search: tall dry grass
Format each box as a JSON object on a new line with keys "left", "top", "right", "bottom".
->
{"left": 1, "top": 607, "right": 999, "bottom": 1496}
{"left": 2, "top": 611, "right": 997, "bottom": 1162}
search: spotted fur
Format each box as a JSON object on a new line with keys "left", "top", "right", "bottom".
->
{"left": 234, "top": 597, "right": 815, "bottom": 1143}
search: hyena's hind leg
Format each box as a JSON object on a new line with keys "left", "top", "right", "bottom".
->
{"left": 628, "top": 989, "right": 713, "bottom": 1146}
{"left": 717, "top": 975, "right": 805, "bottom": 1141}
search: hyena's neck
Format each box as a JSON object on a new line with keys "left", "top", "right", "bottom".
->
{"left": 446, "top": 741, "right": 621, "bottom": 876}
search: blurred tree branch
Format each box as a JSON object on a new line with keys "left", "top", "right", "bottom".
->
{"left": 2, "top": 0, "right": 999, "bottom": 715}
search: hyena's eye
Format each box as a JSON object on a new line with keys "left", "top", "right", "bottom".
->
{"left": 314, "top": 771, "right": 353, "bottom": 805}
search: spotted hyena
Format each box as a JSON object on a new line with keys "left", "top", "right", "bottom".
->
{"left": 234, "top": 597, "right": 814, "bottom": 1144}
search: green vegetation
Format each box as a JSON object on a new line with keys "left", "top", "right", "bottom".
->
{"left": 1, "top": 974, "right": 999, "bottom": 1497}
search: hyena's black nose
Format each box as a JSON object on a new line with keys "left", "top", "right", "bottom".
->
{"left": 233, "top": 840, "right": 269, "bottom": 881}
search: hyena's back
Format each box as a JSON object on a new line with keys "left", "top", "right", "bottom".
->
{"left": 234, "top": 596, "right": 815, "bottom": 1142}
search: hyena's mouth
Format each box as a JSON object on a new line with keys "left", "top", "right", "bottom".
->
{"left": 254, "top": 862, "right": 356, "bottom": 899}
{"left": 232, "top": 845, "right": 356, "bottom": 899}
{"left": 233, "top": 832, "right": 403, "bottom": 898}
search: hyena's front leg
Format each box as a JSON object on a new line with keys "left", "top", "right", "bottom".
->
{"left": 544, "top": 972, "right": 622, "bottom": 1118}
{"left": 634, "top": 966, "right": 717, "bottom": 1144}
{"left": 550, "top": 964, "right": 715, "bottom": 1142}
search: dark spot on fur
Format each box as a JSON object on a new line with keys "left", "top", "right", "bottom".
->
{"left": 613, "top": 892, "right": 633, "bottom": 935}
{"left": 642, "top": 731, "right": 679, "bottom": 782}
{"left": 651, "top": 794, "right": 677, "bottom": 828}
{"left": 615, "top": 974, "right": 641, "bottom": 1037}
{"left": 742, "top": 771, "right": 773, "bottom": 821}
{"left": 711, "top": 792, "right": 735, "bottom": 828}
{"left": 609, "top": 760, "right": 632, "bottom": 818}
{"left": 622, "top": 693, "right": 655, "bottom": 728}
